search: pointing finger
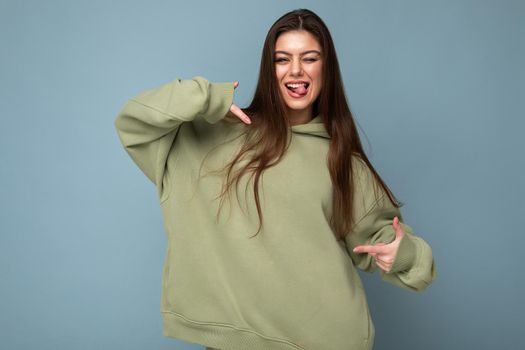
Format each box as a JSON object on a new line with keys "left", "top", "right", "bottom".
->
{"left": 352, "top": 245, "right": 386, "bottom": 254}
{"left": 230, "top": 103, "right": 251, "bottom": 124}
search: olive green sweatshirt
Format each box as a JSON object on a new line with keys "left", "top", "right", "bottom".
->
{"left": 114, "top": 76, "right": 436, "bottom": 350}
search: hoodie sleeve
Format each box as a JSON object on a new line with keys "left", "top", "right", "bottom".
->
{"left": 345, "top": 159, "right": 437, "bottom": 292}
{"left": 114, "top": 76, "right": 235, "bottom": 201}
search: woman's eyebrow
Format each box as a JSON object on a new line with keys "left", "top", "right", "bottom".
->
{"left": 274, "top": 50, "right": 321, "bottom": 56}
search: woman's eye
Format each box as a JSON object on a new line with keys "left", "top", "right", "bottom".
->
{"left": 275, "top": 57, "right": 317, "bottom": 63}
{"left": 275, "top": 58, "right": 317, "bottom": 63}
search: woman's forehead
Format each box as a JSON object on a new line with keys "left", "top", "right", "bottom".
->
{"left": 275, "top": 30, "right": 321, "bottom": 51}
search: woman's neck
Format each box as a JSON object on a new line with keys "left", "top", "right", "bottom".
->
{"left": 286, "top": 108, "right": 313, "bottom": 126}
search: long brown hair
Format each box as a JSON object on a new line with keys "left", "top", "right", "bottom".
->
{"left": 212, "top": 8, "right": 402, "bottom": 241}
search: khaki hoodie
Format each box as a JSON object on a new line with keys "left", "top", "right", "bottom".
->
{"left": 114, "top": 76, "right": 436, "bottom": 350}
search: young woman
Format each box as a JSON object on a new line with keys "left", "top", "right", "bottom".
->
{"left": 114, "top": 8, "right": 436, "bottom": 350}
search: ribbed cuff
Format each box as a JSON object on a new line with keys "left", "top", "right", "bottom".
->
{"left": 388, "top": 232, "right": 418, "bottom": 273}
{"left": 202, "top": 81, "right": 235, "bottom": 124}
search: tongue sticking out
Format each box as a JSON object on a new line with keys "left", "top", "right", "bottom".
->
{"left": 290, "top": 85, "right": 308, "bottom": 95}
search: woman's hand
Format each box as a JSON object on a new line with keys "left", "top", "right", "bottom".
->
{"left": 352, "top": 216, "right": 405, "bottom": 273}
{"left": 230, "top": 81, "right": 252, "bottom": 124}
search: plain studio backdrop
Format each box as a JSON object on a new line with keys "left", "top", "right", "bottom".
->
{"left": 1, "top": 0, "right": 523, "bottom": 349}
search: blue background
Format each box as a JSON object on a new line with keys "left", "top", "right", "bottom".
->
{"left": 1, "top": 0, "right": 523, "bottom": 349}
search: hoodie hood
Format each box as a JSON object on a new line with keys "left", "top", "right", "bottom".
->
{"left": 290, "top": 114, "right": 330, "bottom": 139}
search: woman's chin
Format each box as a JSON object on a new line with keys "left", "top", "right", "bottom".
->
{"left": 284, "top": 100, "right": 312, "bottom": 110}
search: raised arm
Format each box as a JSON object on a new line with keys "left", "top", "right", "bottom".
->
{"left": 114, "top": 76, "right": 235, "bottom": 201}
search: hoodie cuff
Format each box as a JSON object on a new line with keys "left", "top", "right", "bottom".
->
{"left": 388, "top": 232, "right": 418, "bottom": 274}
{"left": 201, "top": 81, "right": 235, "bottom": 124}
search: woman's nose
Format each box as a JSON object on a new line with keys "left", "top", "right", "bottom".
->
{"left": 290, "top": 59, "right": 303, "bottom": 75}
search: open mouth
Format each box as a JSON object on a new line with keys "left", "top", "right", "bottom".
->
{"left": 285, "top": 82, "right": 309, "bottom": 96}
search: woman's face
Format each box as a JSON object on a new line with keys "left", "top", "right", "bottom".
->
{"left": 274, "top": 30, "right": 323, "bottom": 122}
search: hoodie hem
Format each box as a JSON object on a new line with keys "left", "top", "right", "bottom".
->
{"left": 161, "top": 311, "right": 307, "bottom": 350}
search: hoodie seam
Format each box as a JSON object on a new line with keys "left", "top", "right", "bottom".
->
{"left": 129, "top": 98, "right": 193, "bottom": 122}
{"left": 353, "top": 192, "right": 387, "bottom": 228}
